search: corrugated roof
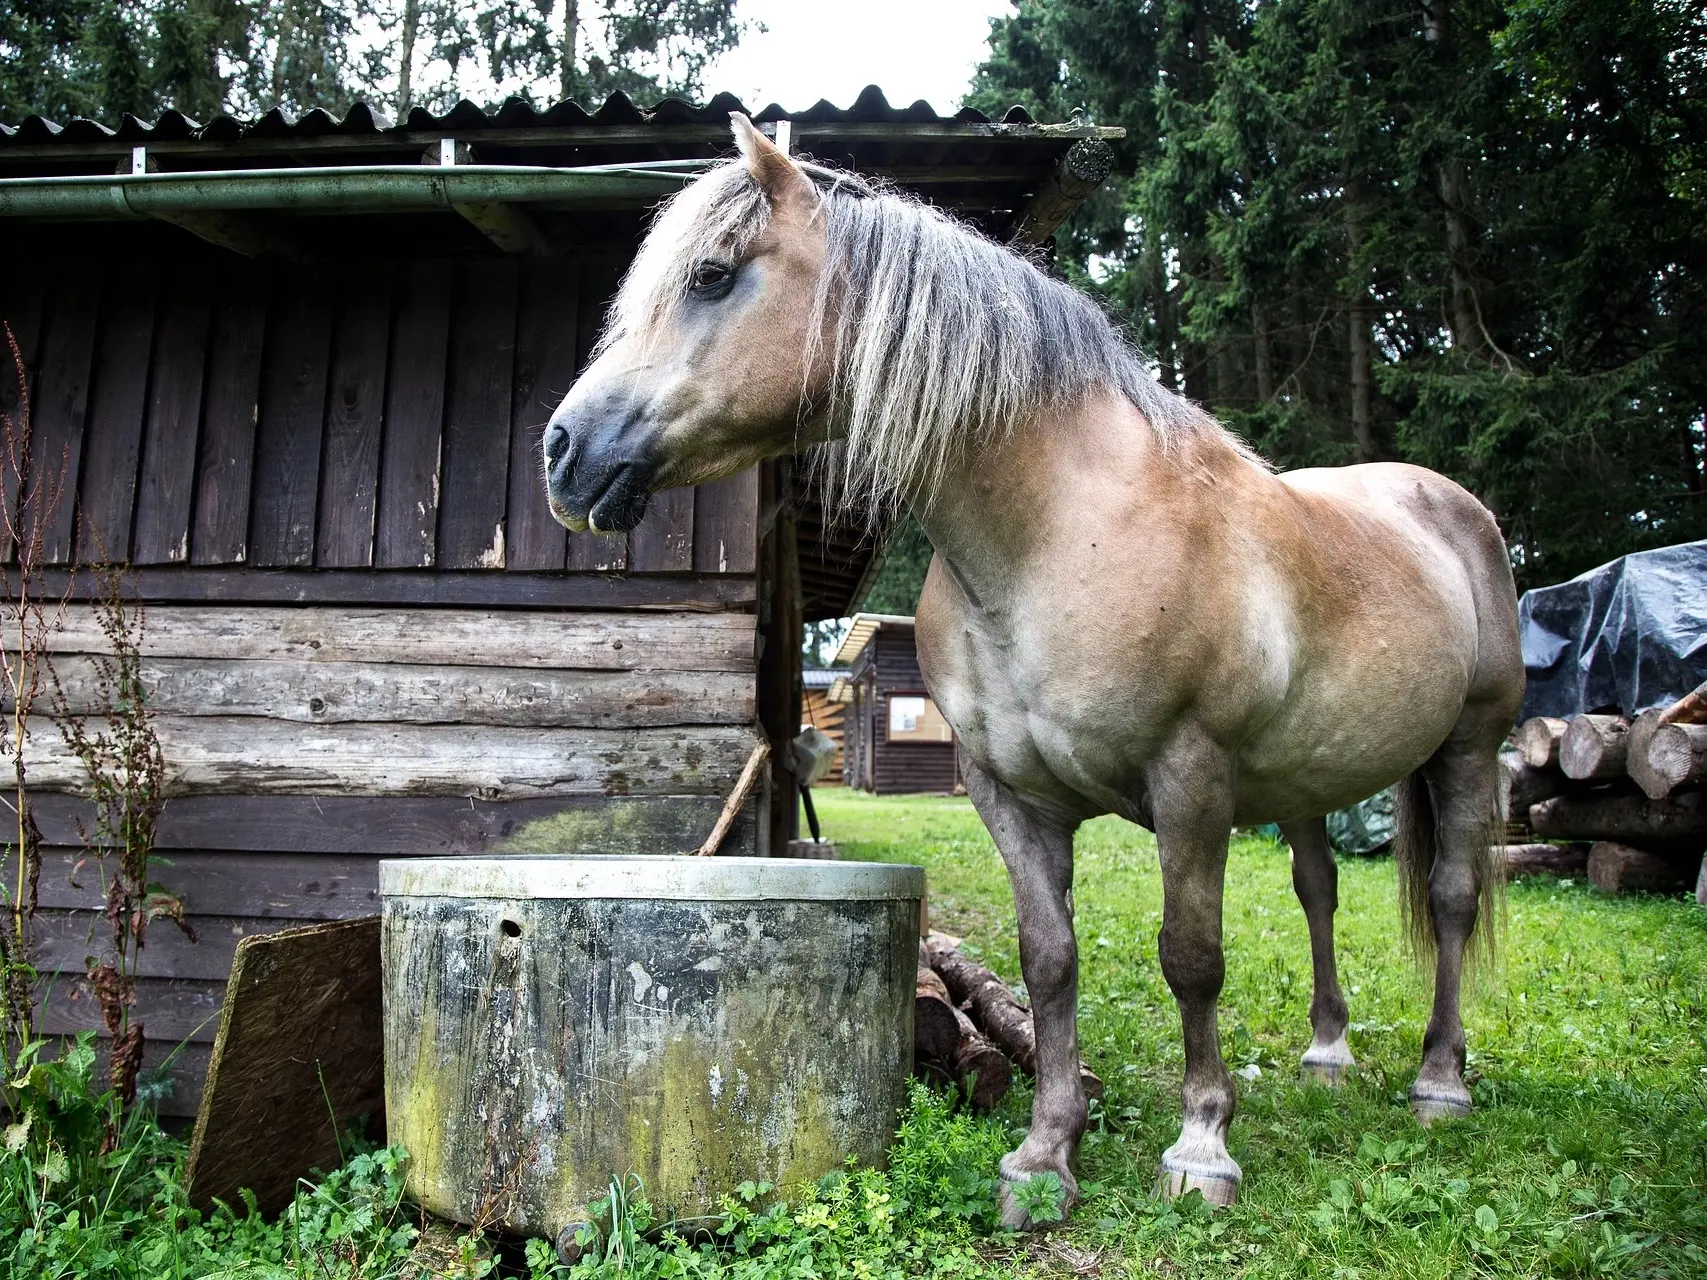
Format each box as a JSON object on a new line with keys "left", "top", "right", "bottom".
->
{"left": 832, "top": 613, "right": 915, "bottom": 668}
{"left": 0, "top": 85, "right": 1048, "bottom": 147}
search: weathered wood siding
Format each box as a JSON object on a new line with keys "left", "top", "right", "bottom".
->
{"left": 802, "top": 689, "right": 847, "bottom": 779}
{"left": 0, "top": 258, "right": 759, "bottom": 596}
{"left": 29, "top": 606, "right": 762, "bottom": 1114}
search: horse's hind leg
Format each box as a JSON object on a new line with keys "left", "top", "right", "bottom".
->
{"left": 1153, "top": 740, "right": 1242, "bottom": 1206}
{"left": 1406, "top": 732, "right": 1503, "bottom": 1125}
{"left": 961, "top": 760, "right": 1086, "bottom": 1230}
{"left": 1279, "top": 818, "right": 1355, "bottom": 1082}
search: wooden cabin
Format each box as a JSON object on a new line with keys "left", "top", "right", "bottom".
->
{"left": 801, "top": 668, "right": 850, "bottom": 780}
{"left": 833, "top": 613, "right": 959, "bottom": 795}
{"left": 0, "top": 89, "right": 1114, "bottom": 1114}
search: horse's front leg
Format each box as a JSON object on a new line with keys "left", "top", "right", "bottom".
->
{"left": 961, "top": 759, "right": 1084, "bottom": 1230}
{"left": 1153, "top": 745, "right": 1242, "bottom": 1206}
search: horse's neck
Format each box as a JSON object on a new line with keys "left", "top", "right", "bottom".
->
{"left": 911, "top": 390, "right": 1255, "bottom": 618}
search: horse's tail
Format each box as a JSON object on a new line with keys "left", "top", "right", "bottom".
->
{"left": 1392, "top": 763, "right": 1503, "bottom": 967}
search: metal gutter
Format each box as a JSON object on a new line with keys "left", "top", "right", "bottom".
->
{"left": 0, "top": 159, "right": 705, "bottom": 220}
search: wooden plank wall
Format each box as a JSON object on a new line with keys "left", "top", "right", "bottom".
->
{"left": 1, "top": 247, "right": 770, "bottom": 1114}
{"left": 0, "top": 257, "right": 758, "bottom": 595}
{"left": 802, "top": 689, "right": 846, "bottom": 778}
{"left": 28, "top": 604, "right": 762, "bottom": 1114}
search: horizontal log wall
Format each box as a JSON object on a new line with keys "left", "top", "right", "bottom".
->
{"left": 0, "top": 257, "right": 758, "bottom": 600}
{"left": 29, "top": 605, "right": 762, "bottom": 1114}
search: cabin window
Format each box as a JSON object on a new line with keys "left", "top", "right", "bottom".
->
{"left": 887, "top": 695, "right": 952, "bottom": 743}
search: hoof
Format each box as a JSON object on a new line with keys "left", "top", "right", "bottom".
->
{"left": 1409, "top": 1081, "right": 1471, "bottom": 1127}
{"left": 1301, "top": 1035, "right": 1355, "bottom": 1084}
{"left": 1156, "top": 1154, "right": 1242, "bottom": 1208}
{"left": 997, "top": 1153, "right": 1077, "bottom": 1231}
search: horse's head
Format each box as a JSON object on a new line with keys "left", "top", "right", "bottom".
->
{"left": 544, "top": 114, "right": 829, "bottom": 533}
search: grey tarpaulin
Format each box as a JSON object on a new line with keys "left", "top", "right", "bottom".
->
{"left": 1518, "top": 540, "right": 1707, "bottom": 720}
{"left": 1326, "top": 787, "right": 1396, "bottom": 855}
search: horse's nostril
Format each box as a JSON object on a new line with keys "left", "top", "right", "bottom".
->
{"left": 544, "top": 423, "right": 571, "bottom": 466}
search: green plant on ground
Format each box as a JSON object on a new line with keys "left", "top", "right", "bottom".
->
{"left": 48, "top": 559, "right": 192, "bottom": 1115}
{"left": 813, "top": 789, "right": 1707, "bottom": 1278}
{"left": 3, "top": 791, "right": 1704, "bottom": 1278}
{"left": 0, "top": 321, "right": 66, "bottom": 1067}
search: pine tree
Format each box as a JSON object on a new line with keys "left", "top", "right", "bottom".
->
{"left": 967, "top": 0, "right": 1707, "bottom": 589}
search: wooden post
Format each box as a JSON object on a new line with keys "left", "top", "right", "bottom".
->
{"left": 1007, "top": 140, "right": 1116, "bottom": 246}
{"left": 693, "top": 741, "right": 770, "bottom": 857}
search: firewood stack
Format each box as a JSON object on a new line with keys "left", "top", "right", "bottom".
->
{"left": 1505, "top": 678, "right": 1707, "bottom": 902}
{"left": 914, "top": 931, "right": 1104, "bottom": 1110}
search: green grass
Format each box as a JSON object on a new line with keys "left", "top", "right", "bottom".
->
{"left": 816, "top": 788, "right": 1707, "bottom": 1277}
{"left": 5, "top": 791, "right": 1704, "bottom": 1278}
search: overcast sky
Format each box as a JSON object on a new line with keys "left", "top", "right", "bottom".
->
{"left": 701, "top": 1, "right": 1012, "bottom": 115}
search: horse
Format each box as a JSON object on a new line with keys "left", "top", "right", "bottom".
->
{"left": 542, "top": 115, "right": 1524, "bottom": 1227}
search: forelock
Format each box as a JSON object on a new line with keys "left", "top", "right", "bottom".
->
{"left": 599, "top": 161, "right": 773, "bottom": 353}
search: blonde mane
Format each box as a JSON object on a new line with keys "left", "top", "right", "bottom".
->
{"left": 602, "top": 155, "right": 1251, "bottom": 518}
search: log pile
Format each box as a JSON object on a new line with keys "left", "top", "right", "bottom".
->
{"left": 913, "top": 931, "right": 1103, "bottom": 1109}
{"left": 1507, "top": 679, "right": 1707, "bottom": 902}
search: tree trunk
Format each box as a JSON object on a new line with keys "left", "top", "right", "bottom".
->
{"left": 1559, "top": 714, "right": 1632, "bottom": 782}
{"left": 1501, "top": 758, "right": 1568, "bottom": 819}
{"left": 950, "top": 1006, "right": 1011, "bottom": 1109}
{"left": 1344, "top": 185, "right": 1376, "bottom": 461}
{"left": 1143, "top": 237, "right": 1178, "bottom": 393}
{"left": 396, "top": 0, "right": 420, "bottom": 112}
{"left": 1423, "top": 0, "right": 1483, "bottom": 356}
{"left": 1503, "top": 842, "right": 1589, "bottom": 876}
{"left": 914, "top": 965, "right": 960, "bottom": 1067}
{"left": 1440, "top": 160, "right": 1483, "bottom": 357}
{"left": 560, "top": 0, "right": 579, "bottom": 101}
{"left": 1252, "top": 302, "right": 1274, "bottom": 402}
{"left": 924, "top": 932, "right": 1103, "bottom": 1100}
{"left": 1587, "top": 841, "right": 1697, "bottom": 895}
{"left": 1530, "top": 790, "right": 1707, "bottom": 844}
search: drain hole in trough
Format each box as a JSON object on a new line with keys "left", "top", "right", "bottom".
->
{"left": 500, "top": 919, "right": 522, "bottom": 938}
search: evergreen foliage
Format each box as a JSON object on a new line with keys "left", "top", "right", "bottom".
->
{"left": 0, "top": 0, "right": 744, "bottom": 123}
{"left": 968, "top": 0, "right": 1707, "bottom": 590}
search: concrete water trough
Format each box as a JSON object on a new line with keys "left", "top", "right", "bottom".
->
{"left": 379, "top": 855, "right": 924, "bottom": 1248}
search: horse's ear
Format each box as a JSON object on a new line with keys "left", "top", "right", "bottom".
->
{"left": 730, "top": 112, "right": 810, "bottom": 201}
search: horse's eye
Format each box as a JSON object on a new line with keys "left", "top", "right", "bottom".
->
{"left": 691, "top": 260, "right": 733, "bottom": 294}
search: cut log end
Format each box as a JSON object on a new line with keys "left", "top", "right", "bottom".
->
{"left": 1558, "top": 714, "right": 1631, "bottom": 782}
{"left": 1632, "top": 722, "right": 1707, "bottom": 801}
{"left": 1516, "top": 717, "right": 1569, "bottom": 770}
{"left": 915, "top": 966, "right": 960, "bottom": 1068}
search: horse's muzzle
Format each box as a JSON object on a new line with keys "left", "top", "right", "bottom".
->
{"left": 544, "top": 418, "right": 656, "bottom": 534}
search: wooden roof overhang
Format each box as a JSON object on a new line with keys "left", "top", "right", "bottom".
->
{"left": 0, "top": 87, "right": 1120, "bottom": 617}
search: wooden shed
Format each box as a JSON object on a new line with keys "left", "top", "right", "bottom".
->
{"left": 801, "top": 668, "right": 850, "bottom": 780}
{"left": 0, "top": 88, "right": 1113, "bottom": 1114}
{"left": 833, "top": 613, "right": 959, "bottom": 795}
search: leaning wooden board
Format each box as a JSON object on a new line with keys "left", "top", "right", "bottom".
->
{"left": 185, "top": 916, "right": 383, "bottom": 1217}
